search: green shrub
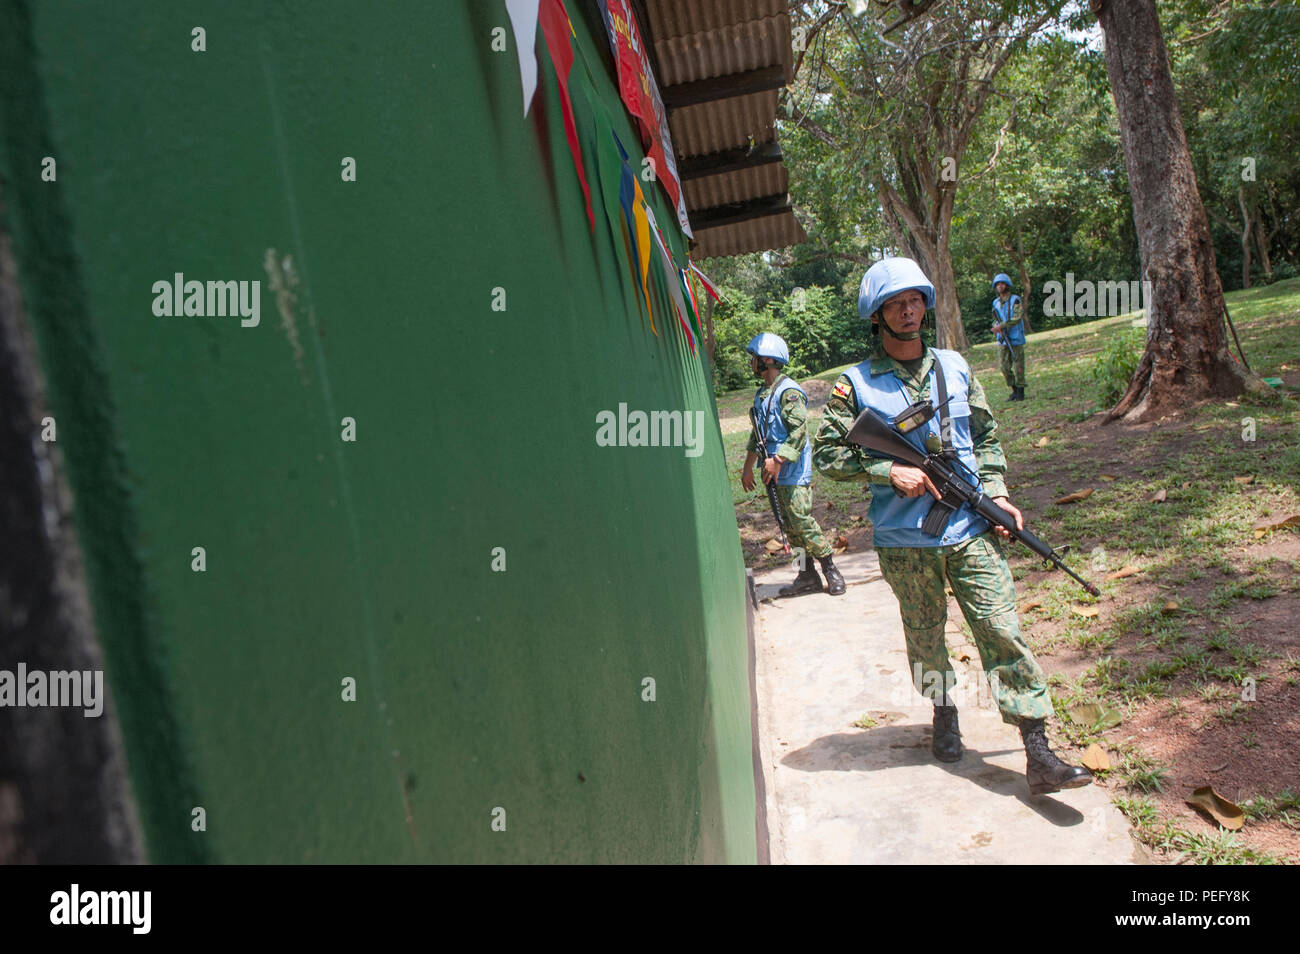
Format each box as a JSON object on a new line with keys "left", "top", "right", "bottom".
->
{"left": 711, "top": 288, "right": 772, "bottom": 393}
{"left": 711, "top": 284, "right": 867, "bottom": 392}
{"left": 775, "top": 286, "right": 838, "bottom": 378}
{"left": 1090, "top": 329, "right": 1144, "bottom": 405}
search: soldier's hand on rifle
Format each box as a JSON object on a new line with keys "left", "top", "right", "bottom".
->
{"left": 991, "top": 496, "right": 1024, "bottom": 540}
{"left": 889, "top": 463, "right": 942, "bottom": 500}
{"left": 762, "top": 456, "right": 781, "bottom": 484}
{"left": 992, "top": 322, "right": 1003, "bottom": 333}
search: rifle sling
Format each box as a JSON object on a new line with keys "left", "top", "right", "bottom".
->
{"left": 921, "top": 359, "right": 962, "bottom": 537}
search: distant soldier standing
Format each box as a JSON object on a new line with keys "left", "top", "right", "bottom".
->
{"left": 741, "top": 333, "right": 846, "bottom": 597}
{"left": 812, "top": 258, "right": 1090, "bottom": 795}
{"left": 992, "top": 273, "right": 1027, "bottom": 401}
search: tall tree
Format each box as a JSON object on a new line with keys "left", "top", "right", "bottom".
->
{"left": 1171, "top": 0, "right": 1300, "bottom": 290}
{"left": 950, "top": 35, "right": 1135, "bottom": 336}
{"left": 783, "top": 1, "right": 1058, "bottom": 349}
{"left": 1090, "top": 0, "right": 1260, "bottom": 421}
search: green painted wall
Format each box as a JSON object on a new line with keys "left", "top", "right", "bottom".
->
{"left": 0, "top": 0, "right": 755, "bottom": 862}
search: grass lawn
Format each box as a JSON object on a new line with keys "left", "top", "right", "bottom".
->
{"left": 716, "top": 277, "right": 1300, "bottom": 864}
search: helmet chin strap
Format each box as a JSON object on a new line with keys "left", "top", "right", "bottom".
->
{"left": 876, "top": 313, "right": 924, "bottom": 342}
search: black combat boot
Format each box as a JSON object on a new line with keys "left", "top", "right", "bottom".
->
{"left": 1008, "top": 388, "right": 1018, "bottom": 402}
{"left": 1014, "top": 385, "right": 1026, "bottom": 401}
{"left": 932, "top": 696, "right": 963, "bottom": 762}
{"left": 819, "top": 555, "right": 846, "bottom": 596}
{"left": 1019, "top": 717, "right": 1093, "bottom": 795}
{"left": 778, "top": 563, "right": 823, "bottom": 597}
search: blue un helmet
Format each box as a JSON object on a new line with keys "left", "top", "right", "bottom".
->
{"left": 992, "top": 273, "right": 1013, "bottom": 291}
{"left": 858, "top": 257, "right": 936, "bottom": 320}
{"left": 745, "top": 332, "right": 789, "bottom": 366}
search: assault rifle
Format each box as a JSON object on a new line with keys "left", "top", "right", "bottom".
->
{"left": 846, "top": 403, "right": 1100, "bottom": 596}
{"left": 749, "top": 406, "right": 790, "bottom": 554}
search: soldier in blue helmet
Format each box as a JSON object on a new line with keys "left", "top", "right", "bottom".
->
{"left": 812, "top": 258, "right": 1090, "bottom": 796}
{"left": 742, "top": 333, "right": 846, "bottom": 597}
{"left": 992, "top": 273, "right": 1027, "bottom": 401}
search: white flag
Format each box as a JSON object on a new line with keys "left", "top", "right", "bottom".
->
{"left": 505, "top": 0, "right": 541, "bottom": 116}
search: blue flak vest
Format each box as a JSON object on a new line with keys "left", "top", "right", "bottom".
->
{"left": 992, "top": 294, "right": 1026, "bottom": 346}
{"left": 754, "top": 376, "right": 813, "bottom": 486}
{"left": 842, "top": 350, "right": 991, "bottom": 548}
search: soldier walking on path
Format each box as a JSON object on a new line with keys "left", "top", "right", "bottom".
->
{"left": 812, "top": 258, "right": 1090, "bottom": 795}
{"left": 741, "top": 333, "right": 846, "bottom": 597}
{"left": 992, "top": 273, "right": 1027, "bottom": 401}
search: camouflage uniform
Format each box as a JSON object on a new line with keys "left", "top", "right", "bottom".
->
{"left": 748, "top": 377, "right": 831, "bottom": 560}
{"left": 997, "top": 298, "right": 1026, "bottom": 388}
{"left": 876, "top": 534, "right": 1052, "bottom": 724}
{"left": 812, "top": 343, "right": 1053, "bottom": 725}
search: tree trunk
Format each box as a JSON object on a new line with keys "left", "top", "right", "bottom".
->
{"left": 1014, "top": 227, "right": 1031, "bottom": 332}
{"left": 903, "top": 230, "right": 967, "bottom": 351}
{"left": 929, "top": 243, "right": 968, "bottom": 351}
{"left": 1093, "top": 0, "right": 1256, "bottom": 423}
{"left": 877, "top": 175, "right": 968, "bottom": 351}
{"left": 1255, "top": 216, "right": 1273, "bottom": 282}
{"left": 1016, "top": 264, "right": 1031, "bottom": 331}
{"left": 1238, "top": 186, "right": 1253, "bottom": 290}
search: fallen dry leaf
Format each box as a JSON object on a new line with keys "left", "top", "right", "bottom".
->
{"left": 1253, "top": 514, "right": 1300, "bottom": 538}
{"left": 1067, "top": 703, "right": 1123, "bottom": 731}
{"left": 1020, "top": 598, "right": 1043, "bottom": 612}
{"left": 1185, "top": 786, "right": 1244, "bottom": 831}
{"left": 1081, "top": 744, "right": 1111, "bottom": 772}
{"left": 1234, "top": 475, "right": 1255, "bottom": 485}
{"left": 1055, "top": 488, "right": 1094, "bottom": 505}
{"left": 1151, "top": 488, "right": 1167, "bottom": 503}
{"left": 1099, "top": 473, "right": 1118, "bottom": 482}
{"left": 1035, "top": 436, "right": 1050, "bottom": 447}
{"left": 764, "top": 538, "right": 785, "bottom": 554}
{"left": 1162, "top": 600, "right": 1180, "bottom": 615}
{"left": 1071, "top": 604, "right": 1100, "bottom": 618}
{"left": 1211, "top": 762, "right": 1229, "bottom": 773}
{"left": 1106, "top": 565, "right": 1142, "bottom": 581}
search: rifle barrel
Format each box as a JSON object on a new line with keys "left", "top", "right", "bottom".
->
{"left": 845, "top": 408, "right": 1099, "bottom": 596}
{"left": 750, "top": 406, "right": 790, "bottom": 552}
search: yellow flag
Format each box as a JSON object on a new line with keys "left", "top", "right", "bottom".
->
{"left": 632, "top": 179, "right": 656, "bottom": 335}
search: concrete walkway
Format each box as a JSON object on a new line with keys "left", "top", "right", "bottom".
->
{"left": 752, "top": 547, "right": 1145, "bottom": 864}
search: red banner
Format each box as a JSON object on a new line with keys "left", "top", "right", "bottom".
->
{"left": 597, "top": 0, "right": 692, "bottom": 238}
{"left": 539, "top": 0, "right": 595, "bottom": 231}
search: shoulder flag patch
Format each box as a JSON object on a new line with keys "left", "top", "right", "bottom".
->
{"left": 832, "top": 380, "right": 853, "bottom": 402}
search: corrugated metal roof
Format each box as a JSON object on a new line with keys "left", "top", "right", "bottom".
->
{"left": 667, "top": 90, "right": 779, "bottom": 157}
{"left": 683, "top": 162, "right": 788, "bottom": 210}
{"left": 652, "top": 14, "right": 792, "bottom": 87}
{"left": 692, "top": 211, "right": 806, "bottom": 261}
{"left": 639, "top": 0, "right": 805, "bottom": 257}
{"left": 644, "top": 0, "right": 789, "bottom": 40}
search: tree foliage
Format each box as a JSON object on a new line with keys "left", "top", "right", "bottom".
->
{"left": 700, "top": 0, "right": 1298, "bottom": 387}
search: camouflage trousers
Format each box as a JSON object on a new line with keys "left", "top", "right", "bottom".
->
{"left": 876, "top": 531, "right": 1053, "bottom": 725}
{"left": 999, "top": 344, "right": 1026, "bottom": 388}
{"left": 774, "top": 483, "right": 832, "bottom": 560}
